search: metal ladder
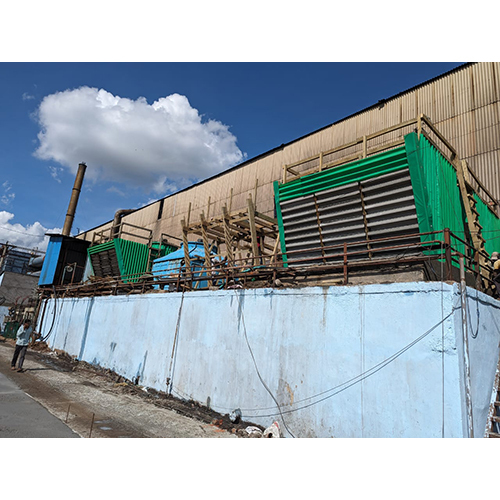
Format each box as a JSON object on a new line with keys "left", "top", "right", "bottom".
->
{"left": 485, "top": 356, "right": 500, "bottom": 437}
{"left": 454, "top": 158, "right": 491, "bottom": 289}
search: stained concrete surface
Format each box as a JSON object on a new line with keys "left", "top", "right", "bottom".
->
{"left": 0, "top": 370, "right": 79, "bottom": 438}
{"left": 0, "top": 341, "right": 236, "bottom": 438}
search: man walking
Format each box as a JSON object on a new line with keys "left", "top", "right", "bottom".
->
{"left": 11, "top": 319, "right": 33, "bottom": 373}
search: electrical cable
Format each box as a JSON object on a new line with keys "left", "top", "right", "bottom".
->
{"left": 40, "top": 289, "right": 58, "bottom": 342}
{"left": 241, "top": 304, "right": 460, "bottom": 419}
{"left": 233, "top": 289, "right": 296, "bottom": 438}
{"left": 200, "top": 298, "right": 461, "bottom": 415}
{"left": 466, "top": 287, "right": 480, "bottom": 339}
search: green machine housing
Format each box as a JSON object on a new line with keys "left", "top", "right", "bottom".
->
{"left": 274, "top": 132, "right": 500, "bottom": 267}
{"left": 87, "top": 239, "right": 177, "bottom": 283}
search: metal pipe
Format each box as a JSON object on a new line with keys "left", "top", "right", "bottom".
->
{"left": 112, "top": 209, "right": 135, "bottom": 239}
{"left": 459, "top": 255, "right": 474, "bottom": 438}
{"left": 62, "top": 163, "right": 87, "bottom": 236}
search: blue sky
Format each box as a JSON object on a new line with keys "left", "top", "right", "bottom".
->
{"left": 0, "top": 62, "right": 464, "bottom": 249}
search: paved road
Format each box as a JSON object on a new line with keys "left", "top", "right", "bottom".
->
{"left": 0, "top": 341, "right": 237, "bottom": 438}
{"left": 0, "top": 369, "right": 79, "bottom": 438}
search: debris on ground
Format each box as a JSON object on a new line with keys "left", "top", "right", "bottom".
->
{"left": 229, "top": 408, "right": 242, "bottom": 423}
{"left": 263, "top": 421, "right": 281, "bottom": 438}
{"left": 25, "top": 343, "right": 264, "bottom": 437}
{"left": 245, "top": 426, "right": 264, "bottom": 438}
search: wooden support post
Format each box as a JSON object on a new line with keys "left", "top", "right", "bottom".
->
{"left": 254, "top": 179, "right": 259, "bottom": 209}
{"left": 282, "top": 165, "right": 287, "bottom": 184}
{"left": 200, "top": 211, "right": 212, "bottom": 274}
{"left": 222, "top": 206, "right": 234, "bottom": 266}
{"left": 417, "top": 113, "right": 423, "bottom": 139}
{"left": 229, "top": 188, "right": 233, "bottom": 214}
{"left": 271, "top": 237, "right": 280, "bottom": 265}
{"left": 247, "top": 196, "right": 259, "bottom": 266}
{"left": 362, "top": 135, "right": 367, "bottom": 158}
{"left": 181, "top": 218, "right": 191, "bottom": 284}
{"left": 319, "top": 152, "right": 324, "bottom": 172}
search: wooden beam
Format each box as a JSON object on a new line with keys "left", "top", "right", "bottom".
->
{"left": 222, "top": 205, "right": 234, "bottom": 265}
{"left": 247, "top": 196, "right": 259, "bottom": 261}
{"left": 181, "top": 219, "right": 191, "bottom": 278}
{"left": 254, "top": 211, "right": 278, "bottom": 225}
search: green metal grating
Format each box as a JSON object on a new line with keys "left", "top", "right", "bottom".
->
{"left": 88, "top": 238, "right": 151, "bottom": 283}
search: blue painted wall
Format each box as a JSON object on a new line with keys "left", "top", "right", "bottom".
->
{"left": 37, "top": 282, "right": 500, "bottom": 437}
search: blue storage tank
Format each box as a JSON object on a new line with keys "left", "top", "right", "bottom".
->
{"left": 151, "top": 241, "right": 220, "bottom": 290}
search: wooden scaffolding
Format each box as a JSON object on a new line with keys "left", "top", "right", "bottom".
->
{"left": 180, "top": 194, "right": 280, "bottom": 282}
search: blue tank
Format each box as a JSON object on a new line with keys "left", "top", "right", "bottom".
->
{"left": 151, "top": 242, "right": 220, "bottom": 290}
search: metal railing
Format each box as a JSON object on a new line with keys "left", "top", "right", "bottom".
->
{"left": 41, "top": 229, "right": 498, "bottom": 299}
{"left": 282, "top": 114, "right": 498, "bottom": 215}
{"left": 91, "top": 221, "right": 153, "bottom": 247}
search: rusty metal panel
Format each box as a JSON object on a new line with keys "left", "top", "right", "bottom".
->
{"left": 470, "top": 150, "right": 500, "bottom": 203}
{"left": 493, "top": 62, "right": 500, "bottom": 103}
{"left": 453, "top": 67, "right": 473, "bottom": 115}
{"left": 416, "top": 82, "right": 434, "bottom": 118}
{"left": 475, "top": 103, "right": 500, "bottom": 154}
{"left": 433, "top": 76, "right": 453, "bottom": 122}
{"left": 471, "top": 62, "right": 497, "bottom": 108}
{"left": 400, "top": 90, "right": 418, "bottom": 122}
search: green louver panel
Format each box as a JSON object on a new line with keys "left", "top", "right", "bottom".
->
{"left": 275, "top": 132, "right": 499, "bottom": 269}
{"left": 88, "top": 239, "right": 150, "bottom": 283}
{"left": 406, "top": 133, "right": 467, "bottom": 258}
{"left": 87, "top": 240, "right": 115, "bottom": 255}
{"left": 278, "top": 146, "right": 409, "bottom": 202}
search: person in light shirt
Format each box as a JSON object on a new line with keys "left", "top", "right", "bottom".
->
{"left": 491, "top": 252, "right": 500, "bottom": 298}
{"left": 10, "top": 319, "right": 34, "bottom": 373}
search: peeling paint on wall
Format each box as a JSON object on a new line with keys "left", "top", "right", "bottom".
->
{"left": 38, "top": 282, "right": 500, "bottom": 437}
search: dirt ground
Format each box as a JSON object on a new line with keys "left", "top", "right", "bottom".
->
{"left": 0, "top": 338, "right": 261, "bottom": 438}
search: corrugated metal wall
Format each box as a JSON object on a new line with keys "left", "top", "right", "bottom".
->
{"left": 80, "top": 62, "right": 500, "bottom": 245}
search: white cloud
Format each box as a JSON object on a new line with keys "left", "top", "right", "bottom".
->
{"left": 34, "top": 87, "right": 245, "bottom": 193}
{"left": 48, "top": 165, "right": 63, "bottom": 183}
{"left": 106, "top": 186, "right": 125, "bottom": 197}
{"left": 0, "top": 211, "right": 61, "bottom": 251}
{"left": 1, "top": 193, "right": 15, "bottom": 205}
{"left": 1, "top": 182, "right": 15, "bottom": 206}
{"left": 22, "top": 92, "right": 35, "bottom": 101}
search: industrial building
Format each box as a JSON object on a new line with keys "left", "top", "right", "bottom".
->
{"left": 0, "top": 243, "right": 44, "bottom": 336}
{"left": 34, "top": 62, "right": 500, "bottom": 437}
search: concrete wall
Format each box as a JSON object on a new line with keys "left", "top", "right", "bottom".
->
{"left": 38, "top": 282, "right": 500, "bottom": 438}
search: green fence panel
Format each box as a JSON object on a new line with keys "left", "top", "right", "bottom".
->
{"left": 473, "top": 194, "right": 500, "bottom": 256}
{"left": 405, "top": 132, "right": 468, "bottom": 259}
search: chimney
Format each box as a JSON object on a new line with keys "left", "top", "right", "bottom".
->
{"left": 62, "top": 162, "right": 87, "bottom": 237}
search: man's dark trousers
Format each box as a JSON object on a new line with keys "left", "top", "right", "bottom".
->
{"left": 11, "top": 345, "right": 28, "bottom": 369}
